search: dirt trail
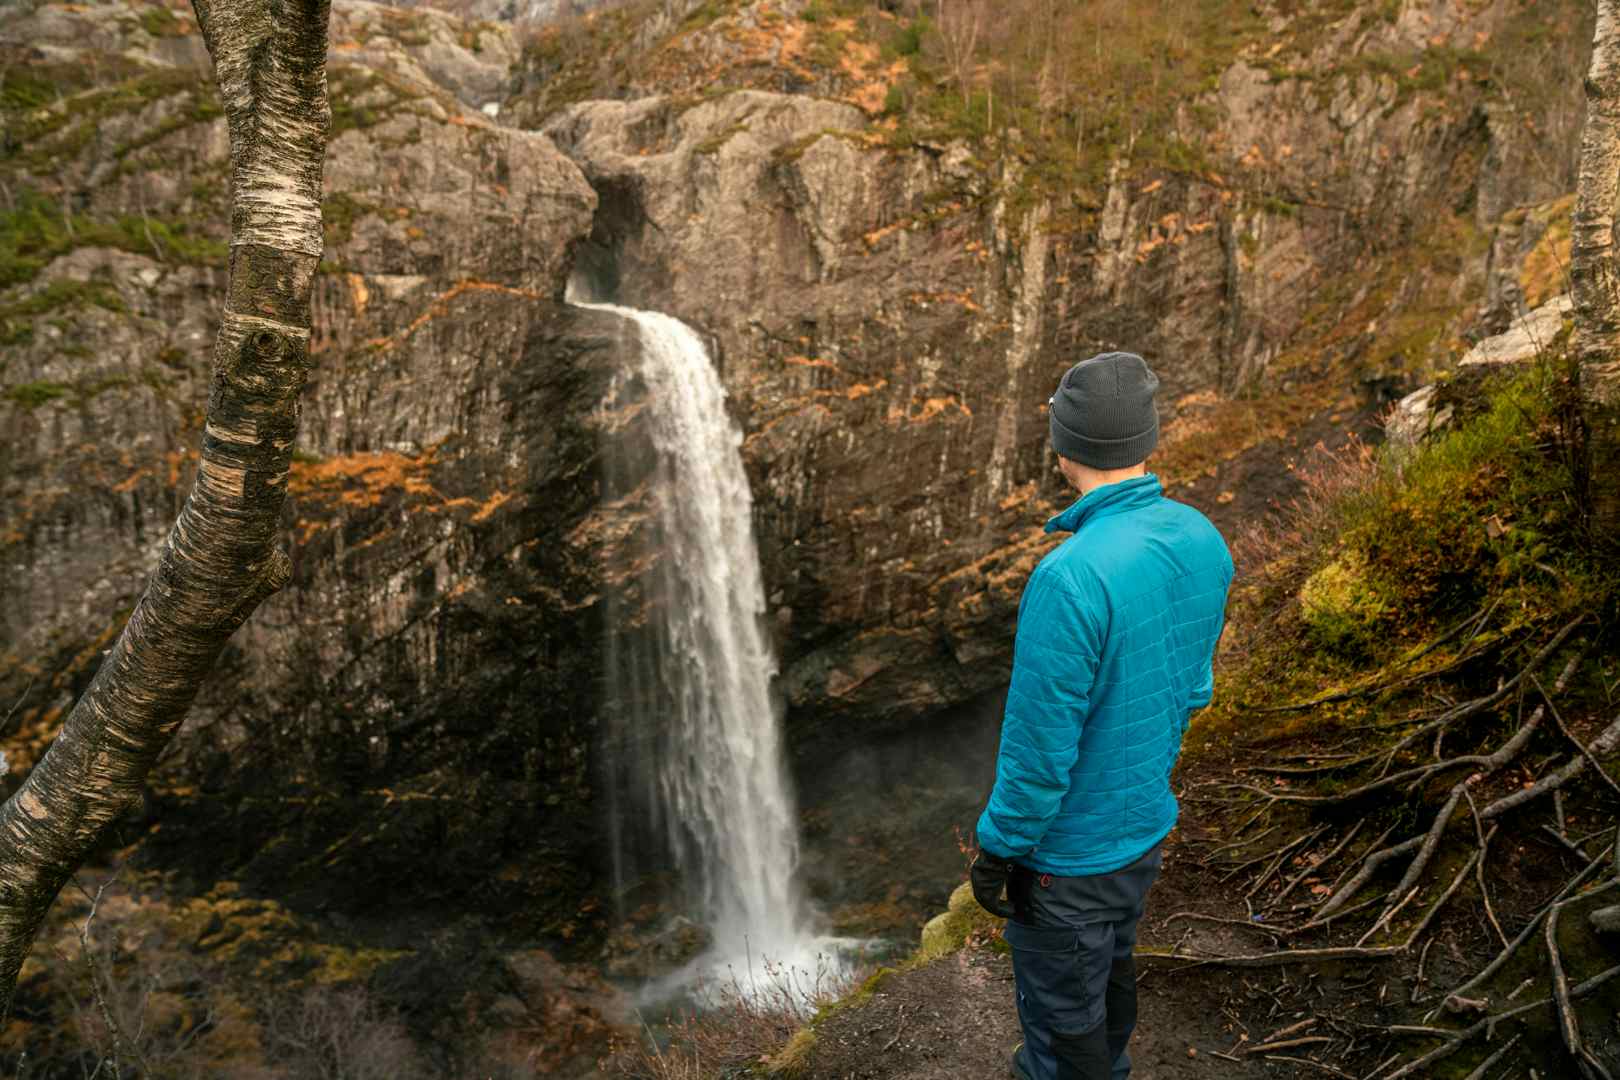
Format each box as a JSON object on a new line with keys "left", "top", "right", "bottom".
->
{"left": 802, "top": 832, "right": 1314, "bottom": 1080}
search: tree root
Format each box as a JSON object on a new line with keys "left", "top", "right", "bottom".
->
{"left": 1311, "top": 835, "right": 1423, "bottom": 922}
{"left": 1547, "top": 896, "right": 1616, "bottom": 1080}
{"left": 1539, "top": 671, "right": 1620, "bottom": 806}
{"left": 1303, "top": 650, "right": 1584, "bottom": 924}
{"left": 1149, "top": 842, "right": 1479, "bottom": 970}
{"left": 1479, "top": 711, "right": 1620, "bottom": 820}
{"left": 1428, "top": 861, "right": 1617, "bottom": 1021}
{"left": 1376, "top": 963, "right": 1620, "bottom": 1080}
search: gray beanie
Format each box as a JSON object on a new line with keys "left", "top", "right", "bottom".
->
{"left": 1048, "top": 351, "right": 1160, "bottom": 468}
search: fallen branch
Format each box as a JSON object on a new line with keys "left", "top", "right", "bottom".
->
{"left": 1140, "top": 943, "right": 1406, "bottom": 970}
{"left": 1429, "top": 860, "right": 1617, "bottom": 1021}
{"left": 1205, "top": 822, "right": 1278, "bottom": 859}
{"left": 1459, "top": 1033, "right": 1519, "bottom": 1080}
{"left": 1245, "top": 1034, "right": 1331, "bottom": 1054}
{"left": 880, "top": 1003, "right": 908, "bottom": 1053}
{"left": 1267, "top": 820, "right": 1365, "bottom": 912}
{"left": 1267, "top": 1054, "right": 1355, "bottom": 1078}
{"left": 1463, "top": 789, "right": 1508, "bottom": 950}
{"left": 1149, "top": 849, "right": 1477, "bottom": 971}
{"left": 1245, "top": 825, "right": 1330, "bottom": 900}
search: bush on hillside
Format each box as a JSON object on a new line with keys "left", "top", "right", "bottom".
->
{"left": 1229, "top": 353, "right": 1601, "bottom": 700}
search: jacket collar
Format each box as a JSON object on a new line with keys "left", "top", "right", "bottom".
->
{"left": 1045, "top": 473, "right": 1163, "bottom": 534}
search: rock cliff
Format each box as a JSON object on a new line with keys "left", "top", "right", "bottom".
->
{"left": 0, "top": 0, "right": 1593, "bottom": 956}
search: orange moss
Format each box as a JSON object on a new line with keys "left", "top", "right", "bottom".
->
{"left": 783, "top": 354, "right": 839, "bottom": 369}
{"left": 289, "top": 449, "right": 440, "bottom": 509}
{"left": 1518, "top": 194, "right": 1573, "bottom": 309}
{"left": 885, "top": 394, "right": 973, "bottom": 424}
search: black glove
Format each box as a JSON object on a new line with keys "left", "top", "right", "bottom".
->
{"left": 970, "top": 844, "right": 1017, "bottom": 918}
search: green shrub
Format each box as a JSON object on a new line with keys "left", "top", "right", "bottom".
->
{"left": 882, "top": 82, "right": 907, "bottom": 116}
{"left": 1266, "top": 358, "right": 1594, "bottom": 680}
{"left": 890, "top": 16, "right": 929, "bottom": 57}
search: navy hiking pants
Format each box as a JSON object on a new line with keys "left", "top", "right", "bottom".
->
{"left": 1004, "top": 842, "right": 1162, "bottom": 1080}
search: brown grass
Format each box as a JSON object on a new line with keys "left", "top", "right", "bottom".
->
{"left": 601, "top": 955, "right": 862, "bottom": 1079}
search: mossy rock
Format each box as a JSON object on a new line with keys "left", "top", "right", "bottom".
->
{"left": 765, "top": 1027, "right": 817, "bottom": 1077}
{"left": 916, "top": 880, "right": 1004, "bottom": 962}
{"left": 1298, "top": 549, "right": 1391, "bottom": 656}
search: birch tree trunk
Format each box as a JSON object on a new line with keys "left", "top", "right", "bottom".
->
{"left": 0, "top": 0, "right": 330, "bottom": 1015}
{"left": 1574, "top": 0, "right": 1620, "bottom": 531}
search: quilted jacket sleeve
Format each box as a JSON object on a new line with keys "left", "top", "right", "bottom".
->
{"left": 976, "top": 566, "right": 1104, "bottom": 860}
{"left": 1185, "top": 550, "right": 1235, "bottom": 715}
{"left": 1187, "top": 655, "right": 1215, "bottom": 712}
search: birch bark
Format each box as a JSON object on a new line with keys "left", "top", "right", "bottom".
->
{"left": 0, "top": 0, "right": 330, "bottom": 1015}
{"left": 1574, "top": 0, "right": 1620, "bottom": 532}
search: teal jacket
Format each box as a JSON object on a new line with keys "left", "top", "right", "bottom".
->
{"left": 976, "top": 474, "right": 1232, "bottom": 874}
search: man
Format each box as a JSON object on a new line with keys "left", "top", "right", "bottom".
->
{"left": 971, "top": 351, "right": 1233, "bottom": 1080}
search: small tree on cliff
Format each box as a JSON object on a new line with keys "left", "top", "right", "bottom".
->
{"left": 0, "top": 0, "right": 332, "bottom": 1016}
{"left": 1574, "top": 0, "right": 1620, "bottom": 533}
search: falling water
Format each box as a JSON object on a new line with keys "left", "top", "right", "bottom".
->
{"left": 574, "top": 290, "right": 841, "bottom": 997}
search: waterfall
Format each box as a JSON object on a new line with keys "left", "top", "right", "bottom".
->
{"left": 574, "top": 292, "right": 835, "bottom": 995}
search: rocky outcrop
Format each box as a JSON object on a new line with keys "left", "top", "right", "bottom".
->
{"left": 534, "top": 0, "right": 1588, "bottom": 758}
{"left": 1386, "top": 292, "right": 1573, "bottom": 447}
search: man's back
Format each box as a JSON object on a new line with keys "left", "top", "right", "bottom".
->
{"left": 971, "top": 351, "right": 1233, "bottom": 1080}
{"left": 978, "top": 473, "right": 1233, "bottom": 875}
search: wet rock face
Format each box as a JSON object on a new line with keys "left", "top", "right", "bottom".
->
{"left": 1, "top": 1, "right": 616, "bottom": 921}
{"left": 152, "top": 298, "right": 638, "bottom": 924}
{"left": 535, "top": 0, "right": 1585, "bottom": 756}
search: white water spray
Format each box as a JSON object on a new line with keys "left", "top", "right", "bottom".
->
{"left": 574, "top": 290, "right": 848, "bottom": 998}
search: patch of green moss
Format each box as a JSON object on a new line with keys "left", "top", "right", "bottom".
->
{"left": 694, "top": 120, "right": 749, "bottom": 155}
{"left": 766, "top": 1027, "right": 816, "bottom": 1077}
{"left": 323, "top": 191, "right": 388, "bottom": 248}
{"left": 139, "top": 5, "right": 187, "bottom": 38}
{"left": 4, "top": 380, "right": 71, "bottom": 409}
{"left": 4, "top": 64, "right": 212, "bottom": 170}
{"left": 327, "top": 64, "right": 428, "bottom": 134}
{"left": 1299, "top": 550, "right": 1392, "bottom": 656}
{"left": 916, "top": 881, "right": 1007, "bottom": 962}
{"left": 884, "top": 15, "right": 930, "bottom": 60}
{"left": 1, "top": 52, "right": 147, "bottom": 112}
{"left": 1198, "top": 349, "right": 1603, "bottom": 758}
{"left": 682, "top": 0, "right": 734, "bottom": 29}
{"left": 0, "top": 187, "right": 226, "bottom": 288}
{"left": 4, "top": 276, "right": 125, "bottom": 318}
